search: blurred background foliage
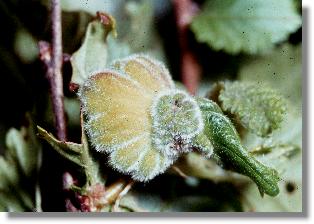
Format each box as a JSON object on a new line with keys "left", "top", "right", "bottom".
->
{"left": 0, "top": 0, "right": 302, "bottom": 212}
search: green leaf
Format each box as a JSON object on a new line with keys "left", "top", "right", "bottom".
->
{"left": 37, "top": 126, "right": 83, "bottom": 166}
{"left": 37, "top": 125, "right": 102, "bottom": 187}
{"left": 197, "top": 98, "right": 280, "bottom": 197}
{"left": 0, "top": 116, "right": 41, "bottom": 211}
{"left": 190, "top": 0, "right": 301, "bottom": 54}
{"left": 238, "top": 44, "right": 302, "bottom": 149}
{"left": 6, "top": 126, "right": 41, "bottom": 177}
{"left": 218, "top": 81, "right": 287, "bottom": 137}
{"left": 70, "top": 13, "right": 116, "bottom": 86}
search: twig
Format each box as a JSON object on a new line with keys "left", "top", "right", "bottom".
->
{"left": 39, "top": 0, "right": 67, "bottom": 141}
{"left": 173, "top": 0, "right": 201, "bottom": 95}
{"left": 50, "top": 0, "right": 66, "bottom": 141}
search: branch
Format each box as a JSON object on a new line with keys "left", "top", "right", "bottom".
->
{"left": 173, "top": 0, "right": 201, "bottom": 94}
{"left": 173, "top": 0, "right": 201, "bottom": 95}
{"left": 39, "top": 0, "right": 67, "bottom": 141}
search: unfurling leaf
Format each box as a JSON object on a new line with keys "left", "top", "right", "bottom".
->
{"left": 197, "top": 98, "right": 280, "bottom": 197}
{"left": 70, "top": 12, "right": 116, "bottom": 86}
{"left": 218, "top": 81, "right": 287, "bottom": 137}
{"left": 190, "top": 0, "right": 301, "bottom": 54}
{"left": 78, "top": 54, "right": 213, "bottom": 182}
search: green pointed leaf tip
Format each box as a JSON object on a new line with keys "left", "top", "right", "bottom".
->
{"left": 218, "top": 81, "right": 287, "bottom": 137}
{"left": 242, "top": 143, "right": 301, "bottom": 211}
{"left": 197, "top": 98, "right": 280, "bottom": 197}
{"left": 37, "top": 126, "right": 103, "bottom": 187}
{"left": 190, "top": 0, "right": 301, "bottom": 54}
{"left": 70, "top": 12, "right": 116, "bottom": 86}
{"left": 37, "top": 126, "right": 83, "bottom": 166}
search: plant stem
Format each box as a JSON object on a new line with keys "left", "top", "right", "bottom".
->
{"left": 40, "top": 0, "right": 67, "bottom": 141}
{"left": 173, "top": 0, "right": 201, "bottom": 95}
{"left": 50, "top": 0, "right": 66, "bottom": 141}
{"left": 80, "top": 112, "right": 99, "bottom": 186}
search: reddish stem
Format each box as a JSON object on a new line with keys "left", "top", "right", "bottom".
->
{"left": 173, "top": 0, "right": 201, "bottom": 95}
{"left": 40, "top": 0, "right": 67, "bottom": 141}
{"left": 50, "top": 0, "right": 66, "bottom": 141}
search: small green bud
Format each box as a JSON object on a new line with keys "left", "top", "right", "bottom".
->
{"left": 197, "top": 98, "right": 280, "bottom": 197}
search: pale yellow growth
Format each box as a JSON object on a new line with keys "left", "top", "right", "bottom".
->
{"left": 83, "top": 72, "right": 152, "bottom": 148}
{"left": 114, "top": 56, "right": 174, "bottom": 93}
{"left": 136, "top": 147, "right": 161, "bottom": 178}
{"left": 110, "top": 136, "right": 148, "bottom": 171}
{"left": 123, "top": 60, "right": 163, "bottom": 93}
{"left": 80, "top": 55, "right": 177, "bottom": 181}
{"left": 136, "top": 56, "right": 174, "bottom": 89}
